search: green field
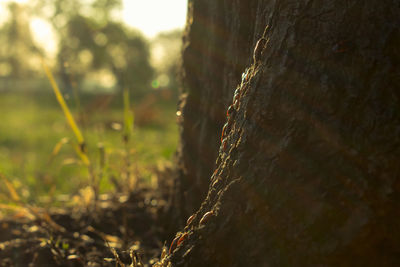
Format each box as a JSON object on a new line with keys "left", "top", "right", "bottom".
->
{"left": 0, "top": 90, "right": 178, "bottom": 202}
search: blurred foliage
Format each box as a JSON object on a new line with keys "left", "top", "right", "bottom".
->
{"left": 30, "top": 0, "right": 153, "bottom": 95}
{"left": 58, "top": 16, "right": 154, "bottom": 95}
{"left": 0, "top": 3, "right": 41, "bottom": 78}
{"left": 0, "top": 0, "right": 184, "bottom": 95}
{"left": 150, "top": 29, "right": 182, "bottom": 94}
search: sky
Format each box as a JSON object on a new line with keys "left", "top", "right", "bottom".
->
{"left": 0, "top": 0, "right": 188, "bottom": 39}
{"left": 122, "top": 0, "right": 187, "bottom": 38}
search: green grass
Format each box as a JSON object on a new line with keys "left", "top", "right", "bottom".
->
{"left": 0, "top": 90, "right": 178, "bottom": 202}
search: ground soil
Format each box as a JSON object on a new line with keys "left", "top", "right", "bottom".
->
{"left": 0, "top": 185, "right": 170, "bottom": 267}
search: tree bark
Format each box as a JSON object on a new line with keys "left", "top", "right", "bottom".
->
{"left": 168, "top": 0, "right": 400, "bottom": 266}
{"left": 170, "top": 0, "right": 258, "bottom": 229}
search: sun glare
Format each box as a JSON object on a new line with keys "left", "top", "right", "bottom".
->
{"left": 122, "top": 0, "right": 187, "bottom": 38}
{"left": 30, "top": 18, "right": 57, "bottom": 56}
{"left": 9, "top": 0, "right": 29, "bottom": 3}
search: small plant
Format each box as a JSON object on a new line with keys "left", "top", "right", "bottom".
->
{"left": 42, "top": 60, "right": 98, "bottom": 205}
{"left": 122, "top": 87, "right": 136, "bottom": 191}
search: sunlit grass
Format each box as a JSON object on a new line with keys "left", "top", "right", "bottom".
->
{"left": 0, "top": 90, "right": 178, "bottom": 201}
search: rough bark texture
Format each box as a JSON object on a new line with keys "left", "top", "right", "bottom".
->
{"left": 168, "top": 0, "right": 400, "bottom": 266}
{"left": 171, "top": 0, "right": 258, "bottom": 226}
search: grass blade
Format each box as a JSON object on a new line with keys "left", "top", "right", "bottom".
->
{"left": 0, "top": 173, "right": 21, "bottom": 202}
{"left": 73, "top": 144, "right": 91, "bottom": 166}
{"left": 42, "top": 60, "right": 85, "bottom": 146}
{"left": 49, "top": 137, "right": 70, "bottom": 163}
{"left": 123, "top": 87, "right": 134, "bottom": 142}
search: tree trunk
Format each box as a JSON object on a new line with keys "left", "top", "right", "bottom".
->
{"left": 168, "top": 0, "right": 400, "bottom": 266}
{"left": 170, "top": 0, "right": 257, "bottom": 229}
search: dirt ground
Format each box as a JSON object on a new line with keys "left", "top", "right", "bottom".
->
{"left": 0, "top": 184, "right": 171, "bottom": 267}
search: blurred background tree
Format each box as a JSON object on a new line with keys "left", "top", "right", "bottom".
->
{"left": 0, "top": 2, "right": 41, "bottom": 79}
{"left": 0, "top": 0, "right": 185, "bottom": 96}
{"left": 31, "top": 0, "right": 154, "bottom": 96}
